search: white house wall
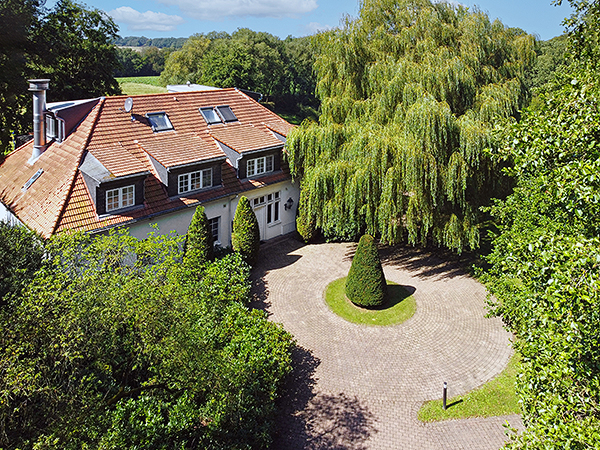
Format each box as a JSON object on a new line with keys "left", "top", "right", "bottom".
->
{"left": 0, "top": 202, "right": 24, "bottom": 227}
{"left": 126, "top": 180, "right": 299, "bottom": 244}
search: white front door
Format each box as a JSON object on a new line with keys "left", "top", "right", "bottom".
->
{"left": 251, "top": 192, "right": 281, "bottom": 241}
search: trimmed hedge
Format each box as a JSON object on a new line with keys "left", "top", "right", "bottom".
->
{"left": 345, "top": 234, "right": 387, "bottom": 307}
{"left": 232, "top": 196, "right": 260, "bottom": 266}
{"left": 183, "top": 205, "right": 214, "bottom": 270}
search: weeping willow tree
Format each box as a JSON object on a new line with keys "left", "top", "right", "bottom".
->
{"left": 287, "top": 0, "right": 535, "bottom": 252}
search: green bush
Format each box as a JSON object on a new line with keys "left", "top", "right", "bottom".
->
{"left": 0, "top": 222, "right": 44, "bottom": 304}
{"left": 232, "top": 196, "right": 260, "bottom": 266}
{"left": 183, "top": 205, "right": 214, "bottom": 270}
{"left": 0, "top": 229, "right": 293, "bottom": 449}
{"left": 345, "top": 234, "right": 387, "bottom": 307}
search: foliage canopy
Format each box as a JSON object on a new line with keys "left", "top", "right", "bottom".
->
{"left": 287, "top": 0, "right": 535, "bottom": 252}
{"left": 0, "top": 0, "right": 121, "bottom": 154}
{"left": 160, "top": 29, "right": 318, "bottom": 115}
{"left": 484, "top": 1, "right": 600, "bottom": 443}
{"left": 0, "top": 229, "right": 293, "bottom": 449}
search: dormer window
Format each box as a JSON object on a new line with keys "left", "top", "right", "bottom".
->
{"left": 106, "top": 185, "right": 135, "bottom": 212}
{"left": 199, "top": 105, "right": 238, "bottom": 125}
{"left": 247, "top": 155, "right": 274, "bottom": 177}
{"left": 178, "top": 168, "right": 212, "bottom": 194}
{"left": 146, "top": 112, "right": 174, "bottom": 132}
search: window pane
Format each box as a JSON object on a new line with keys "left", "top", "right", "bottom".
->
{"left": 267, "top": 203, "right": 272, "bottom": 223}
{"left": 274, "top": 200, "right": 279, "bottom": 222}
{"left": 247, "top": 159, "right": 255, "bottom": 177}
{"left": 178, "top": 174, "right": 188, "bottom": 194}
{"left": 122, "top": 186, "right": 135, "bottom": 207}
{"left": 274, "top": 191, "right": 280, "bottom": 199}
{"left": 190, "top": 171, "right": 202, "bottom": 190}
{"left": 208, "top": 217, "right": 219, "bottom": 242}
{"left": 266, "top": 155, "right": 273, "bottom": 172}
{"left": 147, "top": 113, "right": 173, "bottom": 131}
{"left": 202, "top": 169, "right": 212, "bottom": 187}
{"left": 106, "top": 189, "right": 119, "bottom": 211}
{"left": 200, "top": 107, "right": 221, "bottom": 125}
{"left": 256, "top": 157, "right": 265, "bottom": 174}
{"left": 216, "top": 105, "right": 237, "bottom": 122}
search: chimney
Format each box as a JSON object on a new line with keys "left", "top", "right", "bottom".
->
{"left": 28, "top": 79, "right": 50, "bottom": 164}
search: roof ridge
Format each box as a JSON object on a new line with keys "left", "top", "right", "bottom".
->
{"left": 50, "top": 98, "right": 105, "bottom": 236}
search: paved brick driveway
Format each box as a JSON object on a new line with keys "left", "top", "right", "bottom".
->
{"left": 251, "top": 236, "right": 523, "bottom": 450}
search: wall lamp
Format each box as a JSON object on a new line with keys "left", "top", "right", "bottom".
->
{"left": 284, "top": 197, "right": 294, "bottom": 210}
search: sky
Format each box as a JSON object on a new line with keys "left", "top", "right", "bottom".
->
{"left": 55, "top": 0, "right": 574, "bottom": 41}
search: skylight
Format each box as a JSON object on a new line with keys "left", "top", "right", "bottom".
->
{"left": 146, "top": 112, "right": 174, "bottom": 132}
{"left": 199, "top": 107, "right": 222, "bottom": 125}
{"left": 216, "top": 105, "right": 237, "bottom": 123}
{"left": 200, "top": 105, "right": 238, "bottom": 125}
{"left": 22, "top": 169, "right": 43, "bottom": 192}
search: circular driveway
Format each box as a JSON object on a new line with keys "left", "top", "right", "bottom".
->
{"left": 251, "top": 236, "right": 522, "bottom": 450}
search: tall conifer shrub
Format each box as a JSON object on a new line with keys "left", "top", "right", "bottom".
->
{"left": 346, "top": 234, "right": 387, "bottom": 307}
{"left": 232, "top": 196, "right": 260, "bottom": 266}
{"left": 183, "top": 205, "right": 214, "bottom": 270}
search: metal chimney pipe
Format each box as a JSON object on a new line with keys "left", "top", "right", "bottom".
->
{"left": 28, "top": 79, "right": 50, "bottom": 163}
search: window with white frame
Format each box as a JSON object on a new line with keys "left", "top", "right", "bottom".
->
{"left": 106, "top": 185, "right": 135, "bottom": 212}
{"left": 208, "top": 217, "right": 220, "bottom": 243}
{"left": 178, "top": 168, "right": 212, "bottom": 194}
{"left": 266, "top": 191, "right": 280, "bottom": 224}
{"left": 247, "top": 155, "right": 274, "bottom": 177}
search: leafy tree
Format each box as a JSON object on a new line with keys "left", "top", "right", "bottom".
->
{"left": 232, "top": 196, "right": 260, "bottom": 266}
{"left": 200, "top": 29, "right": 287, "bottom": 100}
{"left": 0, "top": 0, "right": 121, "bottom": 153}
{"left": 280, "top": 35, "right": 319, "bottom": 116}
{"left": 525, "top": 35, "right": 570, "bottom": 94}
{"left": 114, "top": 47, "right": 169, "bottom": 77}
{"left": 286, "top": 0, "right": 536, "bottom": 252}
{"left": 0, "top": 229, "right": 293, "bottom": 449}
{"left": 0, "top": 222, "right": 45, "bottom": 304}
{"left": 346, "top": 234, "right": 387, "bottom": 307}
{"left": 0, "top": 0, "right": 41, "bottom": 153}
{"left": 183, "top": 205, "right": 214, "bottom": 270}
{"left": 160, "top": 30, "right": 317, "bottom": 118}
{"left": 31, "top": 0, "right": 121, "bottom": 102}
{"left": 483, "top": 1, "right": 600, "bottom": 440}
{"left": 159, "top": 34, "right": 210, "bottom": 85}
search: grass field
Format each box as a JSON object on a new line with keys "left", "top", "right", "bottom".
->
{"left": 325, "top": 277, "right": 416, "bottom": 326}
{"left": 117, "top": 76, "right": 167, "bottom": 96}
{"left": 418, "top": 352, "right": 520, "bottom": 421}
{"left": 116, "top": 76, "right": 163, "bottom": 87}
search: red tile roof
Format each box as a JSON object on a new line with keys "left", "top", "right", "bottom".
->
{"left": 0, "top": 88, "right": 294, "bottom": 237}
{"left": 209, "top": 123, "right": 283, "bottom": 154}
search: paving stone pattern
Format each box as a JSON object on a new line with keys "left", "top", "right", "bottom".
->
{"left": 252, "top": 236, "right": 523, "bottom": 450}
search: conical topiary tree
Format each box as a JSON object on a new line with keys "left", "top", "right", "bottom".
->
{"left": 183, "top": 205, "right": 214, "bottom": 270}
{"left": 232, "top": 196, "right": 260, "bottom": 266}
{"left": 346, "top": 234, "right": 387, "bottom": 307}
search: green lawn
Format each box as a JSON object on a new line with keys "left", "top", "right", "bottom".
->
{"left": 116, "top": 76, "right": 163, "bottom": 87}
{"left": 325, "top": 277, "right": 416, "bottom": 326}
{"left": 116, "top": 76, "right": 167, "bottom": 96}
{"left": 418, "top": 352, "right": 520, "bottom": 421}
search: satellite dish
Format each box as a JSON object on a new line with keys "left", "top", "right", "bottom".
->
{"left": 124, "top": 97, "right": 133, "bottom": 113}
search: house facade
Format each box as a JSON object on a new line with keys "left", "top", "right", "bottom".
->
{"left": 0, "top": 80, "right": 299, "bottom": 244}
